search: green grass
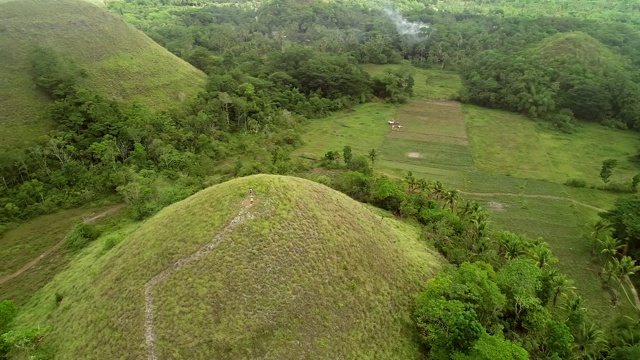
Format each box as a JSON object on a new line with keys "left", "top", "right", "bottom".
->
{"left": 562, "top": 186, "right": 619, "bottom": 212}
{"left": 464, "top": 105, "right": 640, "bottom": 185}
{"left": 14, "top": 175, "right": 444, "bottom": 359}
{"left": 0, "top": 209, "right": 87, "bottom": 279}
{"left": 362, "top": 63, "right": 463, "bottom": 100}
{"left": 466, "top": 194, "right": 635, "bottom": 326}
{"left": 0, "top": 0, "right": 206, "bottom": 151}
{"left": 296, "top": 72, "right": 640, "bottom": 329}
{"left": 390, "top": 99, "right": 469, "bottom": 144}
{"left": 379, "top": 137, "right": 475, "bottom": 171}
{"left": 0, "top": 204, "right": 127, "bottom": 304}
{"left": 466, "top": 172, "right": 566, "bottom": 196}
{"left": 295, "top": 102, "right": 399, "bottom": 159}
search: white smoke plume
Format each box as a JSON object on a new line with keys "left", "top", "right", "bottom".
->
{"left": 383, "top": 6, "right": 429, "bottom": 36}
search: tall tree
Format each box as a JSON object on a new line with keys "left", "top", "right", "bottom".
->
{"left": 368, "top": 149, "right": 377, "bottom": 169}
{"left": 415, "top": 299, "right": 483, "bottom": 358}
{"left": 591, "top": 219, "right": 612, "bottom": 255}
{"left": 600, "top": 197, "right": 640, "bottom": 254}
{"left": 342, "top": 145, "right": 353, "bottom": 166}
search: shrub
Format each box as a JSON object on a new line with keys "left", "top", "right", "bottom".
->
{"left": 102, "top": 231, "right": 127, "bottom": 251}
{"left": 310, "top": 175, "right": 331, "bottom": 187}
{"left": 65, "top": 223, "right": 102, "bottom": 251}
{"left": 127, "top": 201, "right": 161, "bottom": 221}
{"left": 546, "top": 109, "right": 576, "bottom": 134}
{"left": 601, "top": 118, "right": 628, "bottom": 130}
{"left": 103, "top": 237, "right": 117, "bottom": 251}
{"left": 0, "top": 300, "right": 17, "bottom": 334}
{"left": 564, "top": 178, "right": 586, "bottom": 188}
{"left": 599, "top": 182, "right": 633, "bottom": 194}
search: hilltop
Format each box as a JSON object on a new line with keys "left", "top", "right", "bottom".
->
{"left": 0, "top": 0, "right": 206, "bottom": 150}
{"left": 14, "top": 175, "right": 443, "bottom": 359}
{"left": 530, "top": 31, "right": 629, "bottom": 71}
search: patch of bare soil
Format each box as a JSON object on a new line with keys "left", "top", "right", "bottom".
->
{"left": 407, "top": 152, "right": 420, "bottom": 158}
{"left": 487, "top": 201, "right": 507, "bottom": 212}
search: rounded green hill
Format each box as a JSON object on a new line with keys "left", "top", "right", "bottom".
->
{"left": 528, "top": 31, "right": 629, "bottom": 70}
{"left": 0, "top": 0, "right": 206, "bottom": 150}
{"left": 16, "top": 175, "right": 443, "bottom": 359}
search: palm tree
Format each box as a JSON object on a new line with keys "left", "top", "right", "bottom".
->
{"left": 599, "top": 235, "right": 624, "bottom": 261}
{"left": 562, "top": 294, "right": 587, "bottom": 328}
{"left": 430, "top": 181, "right": 444, "bottom": 201}
{"left": 551, "top": 273, "right": 575, "bottom": 306}
{"left": 590, "top": 219, "right": 612, "bottom": 255}
{"left": 469, "top": 218, "right": 489, "bottom": 242}
{"left": 614, "top": 316, "right": 640, "bottom": 347}
{"left": 497, "top": 231, "right": 526, "bottom": 260}
{"left": 368, "top": 149, "right": 377, "bottom": 169}
{"left": 458, "top": 200, "right": 481, "bottom": 219}
{"left": 612, "top": 256, "right": 640, "bottom": 310}
{"left": 442, "top": 189, "right": 460, "bottom": 210}
{"left": 573, "top": 323, "right": 607, "bottom": 359}
{"left": 416, "top": 178, "right": 429, "bottom": 193}
{"left": 591, "top": 219, "right": 611, "bottom": 240}
{"left": 405, "top": 171, "right": 417, "bottom": 193}
{"left": 530, "top": 243, "right": 557, "bottom": 269}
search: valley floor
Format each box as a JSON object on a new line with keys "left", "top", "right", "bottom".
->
{"left": 295, "top": 66, "right": 640, "bottom": 324}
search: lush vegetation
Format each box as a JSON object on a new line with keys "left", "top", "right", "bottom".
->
{"left": 8, "top": 175, "right": 443, "bottom": 358}
{"left": 461, "top": 32, "right": 640, "bottom": 131}
{"left": 0, "top": 0, "right": 205, "bottom": 153}
{"left": 2, "top": 0, "right": 640, "bottom": 358}
{"left": 310, "top": 154, "right": 640, "bottom": 359}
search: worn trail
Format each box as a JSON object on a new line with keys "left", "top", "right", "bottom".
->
{"left": 144, "top": 200, "right": 255, "bottom": 360}
{"left": 0, "top": 204, "right": 125, "bottom": 285}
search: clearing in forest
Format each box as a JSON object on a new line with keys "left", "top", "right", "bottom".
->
{"left": 464, "top": 105, "right": 640, "bottom": 186}
{"left": 388, "top": 100, "right": 469, "bottom": 145}
{"left": 378, "top": 99, "right": 474, "bottom": 189}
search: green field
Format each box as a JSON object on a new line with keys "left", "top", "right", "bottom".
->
{"left": 0, "top": 0, "right": 205, "bottom": 151}
{"left": 14, "top": 175, "right": 443, "bottom": 359}
{"left": 296, "top": 102, "right": 399, "bottom": 158}
{"left": 294, "top": 64, "right": 640, "bottom": 325}
{"left": 465, "top": 105, "right": 640, "bottom": 186}
{"left": 363, "top": 63, "right": 463, "bottom": 100}
{"left": 0, "top": 204, "right": 126, "bottom": 304}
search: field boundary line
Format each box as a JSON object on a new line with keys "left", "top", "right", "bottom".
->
{"left": 461, "top": 191, "right": 604, "bottom": 212}
{"left": 144, "top": 198, "right": 256, "bottom": 360}
{"left": 0, "top": 204, "right": 125, "bottom": 285}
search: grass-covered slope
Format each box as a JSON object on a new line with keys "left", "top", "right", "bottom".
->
{"left": 16, "top": 175, "right": 443, "bottom": 359}
{"left": 0, "top": 0, "right": 206, "bottom": 150}
{"left": 530, "top": 31, "right": 629, "bottom": 70}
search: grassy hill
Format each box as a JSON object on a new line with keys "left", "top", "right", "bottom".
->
{"left": 14, "top": 174, "right": 443, "bottom": 359}
{"left": 529, "top": 31, "right": 629, "bottom": 70}
{"left": 0, "top": 0, "right": 206, "bottom": 151}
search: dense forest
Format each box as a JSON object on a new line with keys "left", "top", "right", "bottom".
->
{"left": 2, "top": 0, "right": 640, "bottom": 358}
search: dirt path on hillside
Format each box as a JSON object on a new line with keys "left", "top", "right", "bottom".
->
{"left": 144, "top": 198, "right": 256, "bottom": 360}
{"left": 0, "top": 204, "right": 125, "bottom": 285}
{"left": 461, "top": 191, "right": 605, "bottom": 212}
